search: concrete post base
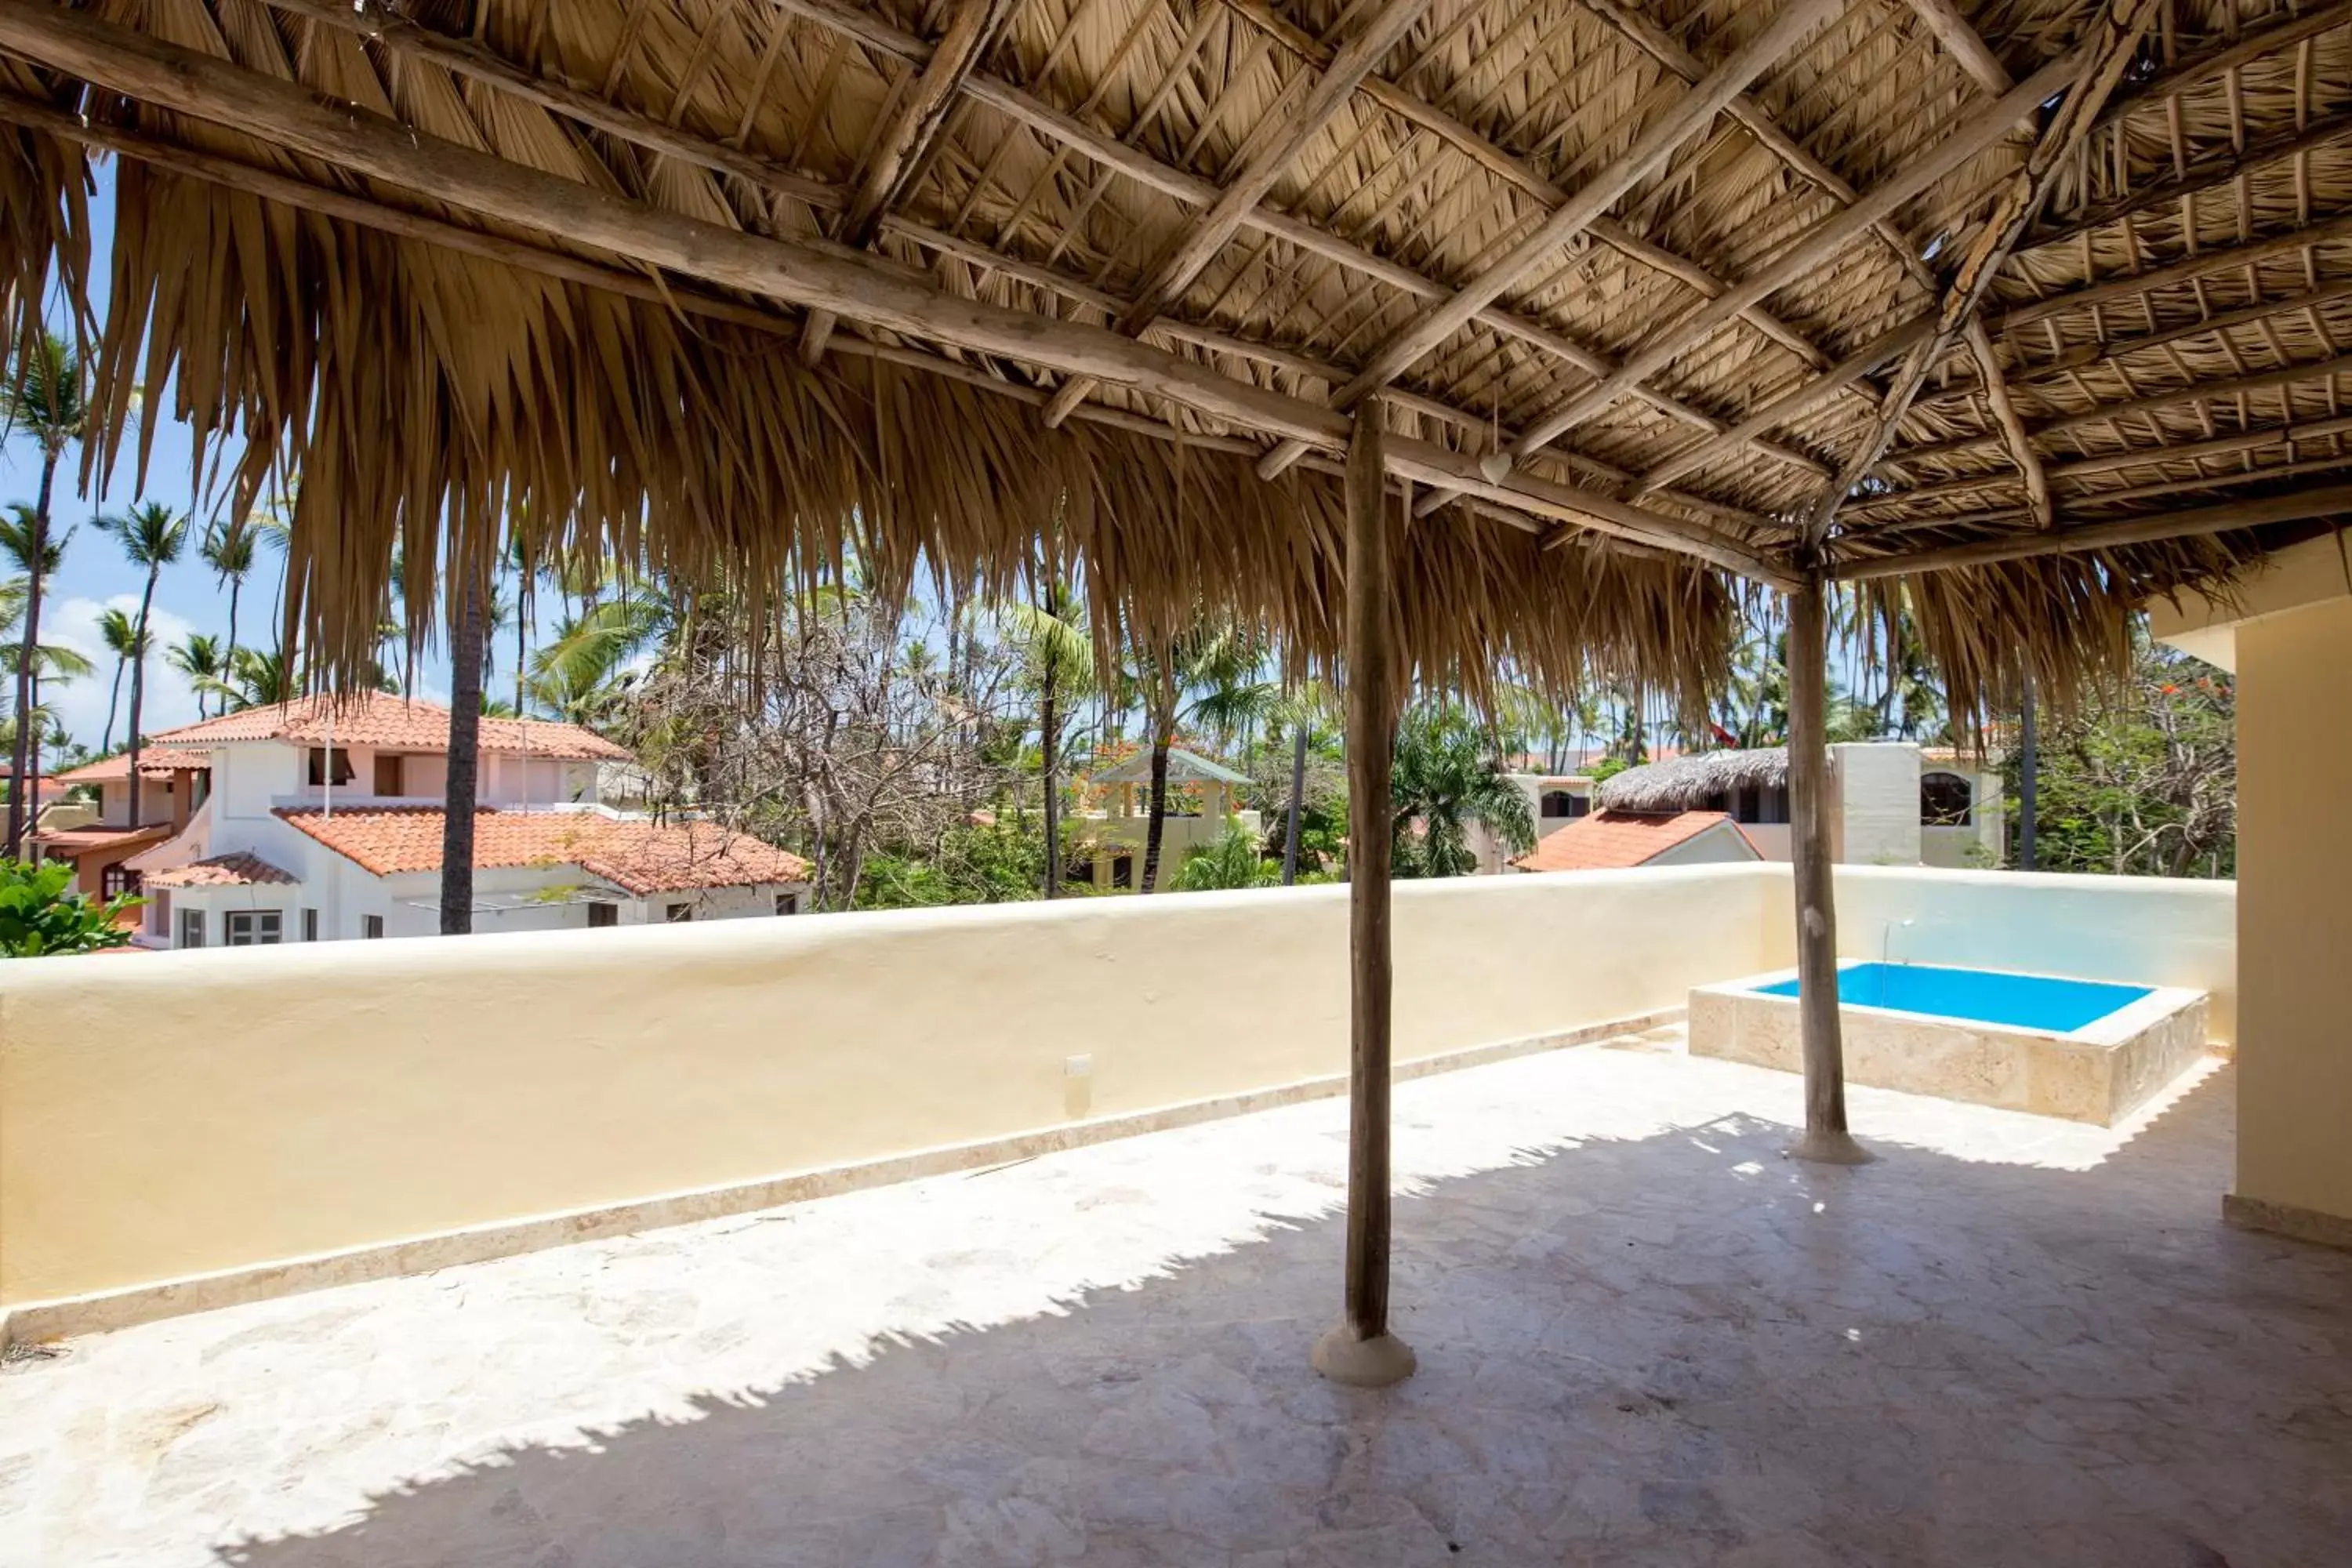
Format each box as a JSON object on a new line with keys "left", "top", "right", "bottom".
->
{"left": 1312, "top": 1323, "right": 1417, "bottom": 1387}
{"left": 1787, "top": 1127, "right": 1877, "bottom": 1166}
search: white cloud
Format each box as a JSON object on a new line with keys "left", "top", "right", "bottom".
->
{"left": 42, "top": 596, "right": 206, "bottom": 750}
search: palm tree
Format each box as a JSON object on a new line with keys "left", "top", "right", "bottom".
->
{"left": 1389, "top": 702, "right": 1536, "bottom": 878}
{"left": 1169, "top": 822, "right": 1277, "bottom": 891}
{"left": 95, "top": 607, "right": 143, "bottom": 750}
{"left": 194, "top": 645, "right": 297, "bottom": 713}
{"left": 199, "top": 515, "right": 260, "bottom": 679}
{"left": 2, "top": 332, "right": 89, "bottom": 855}
{"left": 528, "top": 596, "right": 666, "bottom": 726}
{"left": 442, "top": 568, "right": 489, "bottom": 935}
{"left": 95, "top": 501, "right": 190, "bottom": 826}
{"left": 1004, "top": 574, "right": 1093, "bottom": 898}
{"left": 1130, "top": 618, "right": 1258, "bottom": 894}
{"left": 1269, "top": 681, "right": 1337, "bottom": 886}
{"left": 0, "top": 499, "right": 72, "bottom": 840}
{"left": 167, "top": 632, "right": 227, "bottom": 718}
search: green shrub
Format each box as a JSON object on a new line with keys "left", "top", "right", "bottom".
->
{"left": 0, "top": 859, "right": 142, "bottom": 956}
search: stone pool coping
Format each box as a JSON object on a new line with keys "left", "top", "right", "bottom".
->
{"left": 1688, "top": 963, "right": 2210, "bottom": 1126}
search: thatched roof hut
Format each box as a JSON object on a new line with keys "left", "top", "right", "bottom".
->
{"left": 0, "top": 0, "right": 2346, "bottom": 713}
{"left": 1599, "top": 748, "right": 1789, "bottom": 814}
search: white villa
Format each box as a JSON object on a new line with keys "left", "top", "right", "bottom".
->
{"left": 48, "top": 695, "right": 811, "bottom": 946}
{"left": 1501, "top": 741, "right": 2005, "bottom": 873}
{"left": 1073, "top": 746, "right": 1262, "bottom": 889}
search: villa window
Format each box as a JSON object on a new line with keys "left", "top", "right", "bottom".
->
{"left": 302, "top": 908, "right": 319, "bottom": 942}
{"left": 307, "top": 746, "right": 356, "bottom": 786}
{"left": 587, "top": 902, "right": 618, "bottom": 928}
{"left": 100, "top": 862, "right": 140, "bottom": 898}
{"left": 1732, "top": 786, "right": 1791, "bottom": 826}
{"left": 1540, "top": 790, "right": 1587, "bottom": 819}
{"left": 1921, "top": 771, "right": 1973, "bottom": 827}
{"left": 179, "top": 908, "right": 205, "bottom": 949}
{"left": 372, "top": 753, "right": 405, "bottom": 796}
{"left": 774, "top": 893, "right": 799, "bottom": 916}
{"left": 1111, "top": 854, "right": 1134, "bottom": 889}
{"left": 226, "top": 910, "right": 283, "bottom": 946}
{"left": 363, "top": 915, "right": 385, "bottom": 938}
{"left": 666, "top": 902, "right": 695, "bottom": 923}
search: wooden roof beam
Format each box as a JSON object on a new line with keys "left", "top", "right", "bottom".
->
{"left": 1988, "top": 211, "right": 2352, "bottom": 336}
{"left": 1899, "top": 0, "right": 2014, "bottom": 96}
{"left": 1833, "top": 484, "right": 2352, "bottom": 579}
{"left": 2085, "top": 0, "right": 2352, "bottom": 139}
{"left": 0, "top": 2, "right": 1790, "bottom": 586}
{"left": 1497, "top": 51, "right": 2084, "bottom": 466}
{"left": 2025, "top": 107, "right": 2352, "bottom": 252}
{"left": 1628, "top": 314, "right": 1936, "bottom": 497}
{"left": 1798, "top": 0, "right": 2161, "bottom": 549}
{"left": 1037, "top": 0, "right": 1436, "bottom": 429}
{"left": 800, "top": 0, "right": 1023, "bottom": 365}
{"left": 1250, "top": 0, "right": 1840, "bottom": 478}
{"left": 762, "top": 0, "right": 1803, "bottom": 472}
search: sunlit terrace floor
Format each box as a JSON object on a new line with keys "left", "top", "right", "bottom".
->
{"left": 5, "top": 1032, "right": 2350, "bottom": 1567}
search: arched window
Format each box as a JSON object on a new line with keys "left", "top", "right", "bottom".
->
{"left": 1540, "top": 790, "right": 1587, "bottom": 819}
{"left": 1921, "top": 771, "right": 1973, "bottom": 826}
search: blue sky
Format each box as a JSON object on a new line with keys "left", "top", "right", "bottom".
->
{"left": 0, "top": 163, "right": 570, "bottom": 753}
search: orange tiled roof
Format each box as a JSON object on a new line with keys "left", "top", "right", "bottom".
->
{"left": 276, "top": 807, "right": 810, "bottom": 895}
{"left": 1514, "top": 810, "right": 1756, "bottom": 873}
{"left": 31, "top": 823, "right": 173, "bottom": 855}
{"left": 52, "top": 752, "right": 210, "bottom": 784}
{"left": 146, "top": 851, "right": 299, "bottom": 888}
{"left": 147, "top": 692, "right": 629, "bottom": 760}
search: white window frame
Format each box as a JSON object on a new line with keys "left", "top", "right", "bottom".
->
{"left": 225, "top": 910, "right": 284, "bottom": 946}
{"left": 179, "top": 908, "right": 205, "bottom": 949}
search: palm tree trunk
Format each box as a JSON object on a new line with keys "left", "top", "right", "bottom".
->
{"left": 102, "top": 654, "right": 125, "bottom": 753}
{"left": 7, "top": 448, "right": 53, "bottom": 858}
{"left": 441, "top": 580, "right": 485, "bottom": 935}
{"left": 126, "top": 564, "right": 159, "bottom": 829}
{"left": 1282, "top": 720, "right": 1308, "bottom": 885}
{"left": 514, "top": 582, "right": 527, "bottom": 717}
{"left": 1139, "top": 707, "right": 1173, "bottom": 894}
{"left": 1040, "top": 659, "right": 1060, "bottom": 898}
{"left": 223, "top": 575, "right": 241, "bottom": 701}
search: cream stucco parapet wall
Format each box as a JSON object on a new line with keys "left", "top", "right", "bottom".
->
{"left": 0, "top": 865, "right": 1789, "bottom": 1312}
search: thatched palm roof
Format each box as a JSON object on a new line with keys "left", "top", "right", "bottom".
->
{"left": 2, "top": 0, "right": 2348, "bottom": 710}
{"left": 1599, "top": 747, "right": 1788, "bottom": 813}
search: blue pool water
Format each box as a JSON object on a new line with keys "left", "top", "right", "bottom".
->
{"left": 1755, "top": 962, "right": 2151, "bottom": 1033}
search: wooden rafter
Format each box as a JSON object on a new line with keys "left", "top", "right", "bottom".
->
{"left": 1899, "top": 0, "right": 2013, "bottom": 96}
{"left": 1628, "top": 314, "right": 1936, "bottom": 497}
{"left": 2082, "top": 0, "right": 2352, "bottom": 140}
{"left": 800, "top": 0, "right": 1023, "bottom": 364}
{"left": 1964, "top": 320, "right": 2053, "bottom": 526}
{"left": 0, "top": 15, "right": 1804, "bottom": 587}
{"left": 1218, "top": 0, "right": 1858, "bottom": 375}
{"left": 1036, "top": 0, "right": 1436, "bottom": 428}
{"left": 1250, "top": 0, "right": 1838, "bottom": 479}
{"left": 1988, "top": 212, "right": 2352, "bottom": 336}
{"left": 1835, "top": 482, "right": 2352, "bottom": 579}
{"left": 2024, "top": 108, "right": 2352, "bottom": 252}
{"left": 1494, "top": 51, "right": 2084, "bottom": 470}
{"left": 1801, "top": 0, "right": 2162, "bottom": 552}
{"left": 1867, "top": 350, "right": 2352, "bottom": 477}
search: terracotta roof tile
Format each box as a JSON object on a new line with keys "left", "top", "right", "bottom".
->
{"left": 148, "top": 692, "right": 628, "bottom": 760}
{"left": 1513, "top": 810, "right": 1757, "bottom": 873}
{"left": 146, "top": 851, "right": 300, "bottom": 888}
{"left": 52, "top": 752, "right": 210, "bottom": 784}
{"left": 276, "top": 807, "right": 810, "bottom": 895}
{"left": 32, "top": 823, "right": 173, "bottom": 855}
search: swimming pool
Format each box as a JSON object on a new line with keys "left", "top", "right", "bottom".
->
{"left": 1687, "top": 961, "right": 2209, "bottom": 1124}
{"left": 1751, "top": 962, "right": 2152, "bottom": 1034}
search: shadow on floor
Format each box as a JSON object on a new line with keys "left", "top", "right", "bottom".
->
{"left": 169, "top": 1068, "right": 2351, "bottom": 1566}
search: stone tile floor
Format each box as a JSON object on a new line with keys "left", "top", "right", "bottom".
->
{"left": 4, "top": 1031, "right": 2349, "bottom": 1567}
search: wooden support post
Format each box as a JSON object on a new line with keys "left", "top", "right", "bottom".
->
{"left": 1313, "top": 399, "right": 1415, "bottom": 1388}
{"left": 1787, "top": 575, "right": 1872, "bottom": 1166}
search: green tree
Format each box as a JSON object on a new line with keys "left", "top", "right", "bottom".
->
{"left": 0, "top": 858, "right": 140, "bottom": 956}
{"left": 1169, "top": 821, "right": 1278, "bottom": 891}
{"left": 529, "top": 596, "right": 667, "bottom": 725}
{"left": 198, "top": 514, "right": 260, "bottom": 681}
{"left": 94, "top": 501, "right": 190, "bottom": 826}
{"left": 95, "top": 605, "right": 143, "bottom": 750}
{"left": 1128, "top": 619, "right": 1259, "bottom": 894}
{"left": 167, "top": 631, "right": 227, "bottom": 718}
{"left": 1002, "top": 575, "right": 1094, "bottom": 898}
{"left": 0, "top": 503, "right": 82, "bottom": 797}
{"left": 2004, "top": 630, "right": 2234, "bottom": 877}
{"left": 1, "top": 332, "right": 89, "bottom": 857}
{"left": 1389, "top": 702, "right": 1535, "bottom": 878}
{"left": 195, "top": 645, "right": 298, "bottom": 713}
